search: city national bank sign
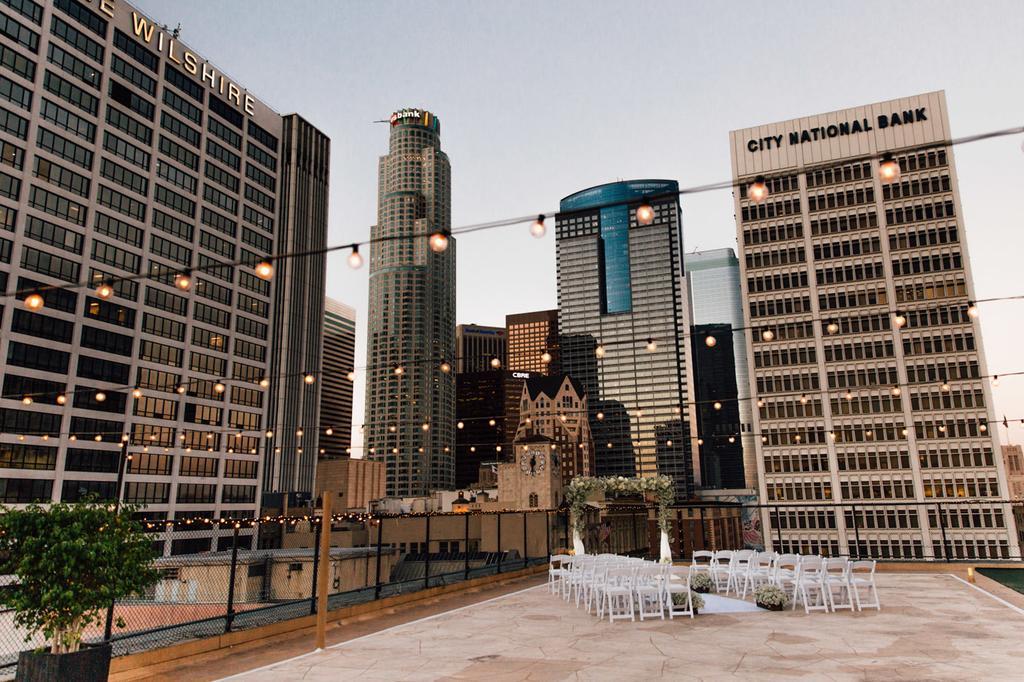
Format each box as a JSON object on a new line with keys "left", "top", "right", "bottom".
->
{"left": 745, "top": 107, "right": 929, "bottom": 152}
{"left": 83, "top": 0, "right": 257, "bottom": 117}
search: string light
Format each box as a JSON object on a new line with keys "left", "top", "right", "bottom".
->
{"left": 457, "top": 421, "right": 464, "bottom": 429}
{"left": 21, "top": 396, "right": 32, "bottom": 406}
{"left": 993, "top": 375, "right": 1000, "bottom": 387}
{"left": 296, "top": 428, "right": 304, "bottom": 437}
{"left": 713, "top": 401, "right": 722, "bottom": 411}
{"left": 177, "top": 385, "right": 188, "bottom": 394}
{"left": 394, "top": 365, "right": 404, "bottom": 375}
{"left": 704, "top": 335, "right": 717, "bottom": 348}
{"left": 214, "top": 381, "right": 226, "bottom": 394}
{"left": 893, "top": 311, "right": 907, "bottom": 329}
{"left": 132, "top": 388, "right": 143, "bottom": 399}
{"left": 439, "top": 361, "right": 452, "bottom": 373}
{"left": 490, "top": 357, "right": 501, "bottom": 369}
{"left": 595, "top": 344, "right": 606, "bottom": 359}
{"left": 826, "top": 320, "right": 839, "bottom": 335}
{"left": 95, "top": 391, "right": 106, "bottom": 402}
{"left": 941, "top": 381, "right": 951, "bottom": 392}
{"left": 530, "top": 214, "right": 546, "bottom": 238}
{"left": 95, "top": 281, "right": 114, "bottom": 299}
{"left": 254, "top": 260, "right": 274, "bottom": 281}
{"left": 24, "top": 292, "right": 44, "bottom": 311}
{"left": 967, "top": 300, "right": 979, "bottom": 318}
{"left": 174, "top": 270, "right": 192, "bottom": 291}
{"left": 428, "top": 231, "right": 450, "bottom": 253}
{"left": 347, "top": 244, "right": 364, "bottom": 269}
{"left": 891, "top": 385, "right": 902, "bottom": 397}
{"left": 56, "top": 394, "right": 67, "bottom": 405}
{"left": 325, "top": 427, "right": 334, "bottom": 436}
{"left": 878, "top": 152, "right": 901, "bottom": 183}
{"left": 746, "top": 176, "right": 769, "bottom": 203}
{"left": 346, "top": 371, "right": 356, "bottom": 381}
{"left": 761, "top": 329, "right": 775, "bottom": 342}
{"left": 259, "top": 377, "right": 271, "bottom": 388}
{"left": 799, "top": 394, "right": 808, "bottom": 405}
{"left": 635, "top": 201, "right": 655, "bottom": 225}
{"left": 645, "top": 338, "right": 657, "bottom": 352}
{"left": 844, "top": 390, "right": 854, "bottom": 401}
{"left": 756, "top": 398, "right": 765, "bottom": 408}
{"left": 488, "top": 419, "right": 496, "bottom": 427}
{"left": 265, "top": 430, "right": 274, "bottom": 438}
{"left": 303, "top": 373, "right": 316, "bottom": 384}
{"left": 596, "top": 412, "right": 604, "bottom": 420}
{"left": 421, "top": 422, "right": 430, "bottom": 431}
{"left": 541, "top": 351, "right": 552, "bottom": 364}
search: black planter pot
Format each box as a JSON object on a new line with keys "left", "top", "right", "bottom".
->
{"left": 757, "top": 602, "right": 785, "bottom": 612}
{"left": 16, "top": 643, "right": 111, "bottom": 682}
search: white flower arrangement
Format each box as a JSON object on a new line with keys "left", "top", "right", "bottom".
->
{"left": 690, "top": 572, "right": 714, "bottom": 593}
{"left": 754, "top": 584, "right": 790, "bottom": 609}
{"left": 672, "top": 591, "right": 705, "bottom": 611}
{"left": 565, "top": 475, "right": 675, "bottom": 540}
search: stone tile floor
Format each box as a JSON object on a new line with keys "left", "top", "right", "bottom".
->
{"left": 224, "top": 573, "right": 1024, "bottom": 681}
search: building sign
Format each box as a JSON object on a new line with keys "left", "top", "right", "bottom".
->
{"left": 127, "top": 9, "right": 257, "bottom": 116}
{"left": 512, "top": 372, "right": 531, "bottom": 379}
{"left": 390, "top": 109, "right": 440, "bottom": 132}
{"left": 745, "top": 107, "right": 928, "bottom": 152}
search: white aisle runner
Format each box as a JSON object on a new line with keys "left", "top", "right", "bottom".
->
{"left": 700, "top": 593, "right": 764, "bottom": 614}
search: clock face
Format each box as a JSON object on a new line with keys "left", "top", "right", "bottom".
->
{"left": 520, "top": 451, "right": 545, "bottom": 476}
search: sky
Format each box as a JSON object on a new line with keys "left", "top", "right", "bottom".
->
{"left": 136, "top": 0, "right": 1024, "bottom": 450}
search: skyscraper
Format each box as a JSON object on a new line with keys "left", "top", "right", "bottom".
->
{"left": 556, "top": 180, "right": 695, "bottom": 499}
{"left": 686, "top": 249, "right": 755, "bottom": 491}
{"left": 506, "top": 309, "right": 559, "bottom": 375}
{"left": 732, "top": 91, "right": 1018, "bottom": 559}
{"left": 455, "top": 323, "right": 505, "bottom": 374}
{"left": 0, "top": 0, "right": 327, "bottom": 551}
{"left": 319, "top": 298, "right": 356, "bottom": 456}
{"left": 364, "top": 108, "right": 454, "bottom": 497}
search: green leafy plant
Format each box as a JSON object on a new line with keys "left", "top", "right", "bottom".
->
{"left": 0, "top": 501, "right": 159, "bottom": 654}
{"left": 671, "top": 590, "right": 705, "bottom": 611}
{"left": 754, "top": 584, "right": 790, "bottom": 609}
{"left": 690, "top": 572, "right": 714, "bottom": 593}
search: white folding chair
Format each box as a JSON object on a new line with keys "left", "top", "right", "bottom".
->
{"left": 849, "top": 560, "right": 880, "bottom": 611}
{"left": 603, "top": 567, "right": 636, "bottom": 623}
{"left": 663, "top": 565, "right": 694, "bottom": 619}
{"left": 548, "top": 554, "right": 571, "bottom": 594}
{"left": 710, "top": 550, "right": 733, "bottom": 593}
{"left": 794, "top": 556, "right": 828, "bottom": 613}
{"left": 634, "top": 564, "right": 665, "bottom": 621}
{"left": 730, "top": 549, "right": 755, "bottom": 595}
{"left": 823, "top": 558, "right": 854, "bottom": 612}
{"left": 691, "top": 550, "right": 714, "bottom": 575}
{"left": 743, "top": 552, "right": 774, "bottom": 598}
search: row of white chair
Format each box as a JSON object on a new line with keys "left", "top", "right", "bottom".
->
{"left": 549, "top": 554, "right": 697, "bottom": 622}
{"left": 690, "top": 549, "right": 880, "bottom": 612}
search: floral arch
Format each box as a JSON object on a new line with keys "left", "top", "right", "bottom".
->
{"left": 565, "top": 475, "right": 675, "bottom": 561}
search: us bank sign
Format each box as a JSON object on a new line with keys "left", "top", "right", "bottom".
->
{"left": 746, "top": 107, "right": 929, "bottom": 153}
{"left": 83, "top": 0, "right": 257, "bottom": 117}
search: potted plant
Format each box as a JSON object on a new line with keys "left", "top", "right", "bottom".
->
{"left": 690, "top": 573, "right": 714, "bottom": 594}
{"left": 672, "top": 590, "right": 705, "bottom": 615}
{"left": 0, "top": 500, "right": 159, "bottom": 682}
{"left": 754, "top": 584, "right": 790, "bottom": 611}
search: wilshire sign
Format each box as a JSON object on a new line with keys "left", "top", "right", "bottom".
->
{"left": 745, "top": 107, "right": 928, "bottom": 152}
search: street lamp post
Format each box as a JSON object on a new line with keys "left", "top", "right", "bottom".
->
{"left": 104, "top": 428, "right": 132, "bottom": 642}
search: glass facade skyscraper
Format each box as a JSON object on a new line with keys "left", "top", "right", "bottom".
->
{"left": 364, "top": 108, "right": 454, "bottom": 497}
{"left": 319, "top": 297, "right": 356, "bottom": 456}
{"left": 686, "top": 248, "right": 756, "bottom": 490}
{"left": 556, "top": 180, "right": 695, "bottom": 499}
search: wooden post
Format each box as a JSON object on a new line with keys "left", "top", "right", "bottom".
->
{"left": 314, "top": 492, "right": 332, "bottom": 649}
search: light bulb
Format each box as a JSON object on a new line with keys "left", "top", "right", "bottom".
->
{"left": 394, "top": 366, "right": 404, "bottom": 375}
{"left": 177, "top": 385, "right": 187, "bottom": 394}
{"left": 892, "top": 385, "right": 902, "bottom": 396}
{"left": 56, "top": 394, "right": 67, "bottom": 405}
{"left": 941, "top": 382, "right": 950, "bottom": 392}
{"left": 296, "top": 428, "right": 304, "bottom": 437}
{"left": 966, "top": 300, "right": 979, "bottom": 319}
{"left": 713, "top": 401, "right": 722, "bottom": 411}
{"left": 705, "top": 335, "right": 717, "bottom": 348}
{"left": 541, "top": 352, "right": 552, "bottom": 364}
{"left": 304, "top": 373, "right": 316, "bottom": 384}
{"left": 214, "top": 382, "right": 226, "bottom": 394}
{"left": 728, "top": 436, "right": 735, "bottom": 444}
{"left": 94, "top": 434, "right": 102, "bottom": 442}
{"left": 878, "top": 152, "right": 900, "bottom": 183}
{"left": 457, "top": 421, "right": 464, "bottom": 429}
{"left": 595, "top": 344, "right": 605, "bottom": 358}
{"left": 95, "top": 391, "right": 106, "bottom": 402}
{"left": 421, "top": 422, "right": 430, "bottom": 431}
{"left": 259, "top": 377, "right": 270, "bottom": 388}
{"left": 174, "top": 271, "right": 192, "bottom": 290}
{"left": 348, "top": 246, "right": 364, "bottom": 269}
{"left": 488, "top": 419, "right": 496, "bottom": 426}
{"left": 132, "top": 388, "right": 143, "bottom": 399}
{"left": 993, "top": 375, "right": 1000, "bottom": 387}
{"left": 747, "top": 176, "right": 769, "bottom": 203}
{"left": 440, "top": 361, "right": 452, "bottom": 374}
{"left": 761, "top": 329, "right": 775, "bottom": 342}
{"left": 596, "top": 412, "right": 604, "bottom": 420}
{"left": 757, "top": 399, "right": 765, "bottom": 408}
{"left": 265, "top": 430, "right": 274, "bottom": 438}
{"left": 635, "top": 202, "right": 655, "bottom": 225}
{"left": 845, "top": 391, "right": 853, "bottom": 401}
{"left": 24, "top": 293, "right": 44, "bottom": 311}
{"left": 530, "top": 214, "right": 546, "bottom": 238}
{"left": 645, "top": 338, "right": 657, "bottom": 352}
{"left": 325, "top": 427, "right": 334, "bottom": 436}
{"left": 697, "top": 438, "right": 704, "bottom": 446}
{"left": 254, "top": 260, "right": 274, "bottom": 281}
{"left": 826, "top": 320, "right": 839, "bottom": 335}
{"left": 490, "top": 357, "right": 501, "bottom": 369}
{"left": 428, "top": 231, "right": 449, "bottom": 253}
{"left": 980, "top": 423, "right": 988, "bottom": 433}
{"left": 21, "top": 396, "right": 32, "bottom": 406}
{"left": 96, "top": 281, "right": 114, "bottom": 299}
{"left": 893, "top": 312, "right": 906, "bottom": 329}
{"left": 799, "top": 394, "right": 808, "bottom": 405}
{"left": 346, "top": 371, "right": 356, "bottom": 381}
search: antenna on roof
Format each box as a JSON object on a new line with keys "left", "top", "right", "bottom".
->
{"left": 172, "top": 23, "right": 182, "bottom": 39}
{"left": 373, "top": 119, "right": 390, "bottom": 124}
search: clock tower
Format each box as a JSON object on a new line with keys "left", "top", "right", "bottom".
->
{"left": 497, "top": 435, "right": 564, "bottom": 509}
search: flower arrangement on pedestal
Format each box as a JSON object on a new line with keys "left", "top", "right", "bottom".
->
{"left": 754, "top": 584, "right": 790, "bottom": 611}
{"left": 565, "top": 475, "right": 675, "bottom": 558}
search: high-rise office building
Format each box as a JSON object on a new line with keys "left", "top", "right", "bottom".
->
{"left": 506, "top": 309, "right": 559, "bottom": 375}
{"left": 732, "top": 91, "right": 1018, "bottom": 559}
{"left": 453, "top": 369, "right": 524, "bottom": 488}
{"left": 0, "top": 0, "right": 328, "bottom": 550}
{"left": 686, "top": 249, "right": 755, "bottom": 491}
{"left": 364, "top": 108, "right": 454, "bottom": 497}
{"left": 319, "top": 298, "right": 355, "bottom": 456}
{"left": 455, "top": 323, "right": 505, "bottom": 374}
{"left": 556, "top": 180, "right": 695, "bottom": 499}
